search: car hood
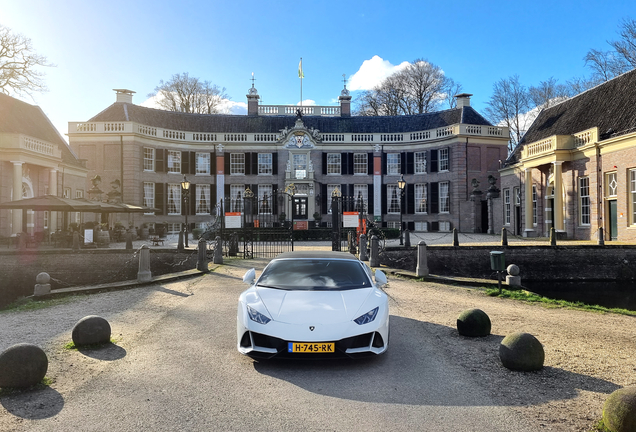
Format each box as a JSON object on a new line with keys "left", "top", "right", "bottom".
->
{"left": 256, "top": 287, "right": 374, "bottom": 324}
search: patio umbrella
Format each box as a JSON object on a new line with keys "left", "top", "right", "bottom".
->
{"left": 0, "top": 195, "right": 102, "bottom": 212}
{"left": 75, "top": 199, "right": 159, "bottom": 213}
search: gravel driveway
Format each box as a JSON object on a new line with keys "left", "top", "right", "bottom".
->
{"left": 1, "top": 258, "right": 634, "bottom": 431}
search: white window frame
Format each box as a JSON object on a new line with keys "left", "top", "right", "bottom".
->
{"left": 144, "top": 147, "right": 155, "bottom": 172}
{"left": 230, "top": 184, "right": 244, "bottom": 212}
{"left": 439, "top": 148, "right": 449, "bottom": 172}
{"left": 353, "top": 153, "right": 367, "bottom": 175}
{"left": 327, "top": 153, "right": 341, "bottom": 175}
{"left": 607, "top": 171, "right": 618, "bottom": 197}
{"left": 631, "top": 169, "right": 636, "bottom": 226}
{"left": 196, "top": 184, "right": 210, "bottom": 215}
{"left": 167, "top": 150, "right": 181, "bottom": 174}
{"left": 258, "top": 153, "right": 273, "bottom": 175}
{"left": 43, "top": 211, "right": 49, "bottom": 230}
{"left": 353, "top": 184, "right": 368, "bottom": 211}
{"left": 387, "top": 154, "right": 400, "bottom": 176}
{"left": 579, "top": 177, "right": 591, "bottom": 226}
{"left": 415, "top": 183, "right": 427, "bottom": 214}
{"left": 532, "top": 185, "right": 537, "bottom": 226}
{"left": 439, "top": 181, "right": 450, "bottom": 213}
{"left": 258, "top": 184, "right": 273, "bottom": 214}
{"left": 387, "top": 184, "right": 400, "bottom": 213}
{"left": 415, "top": 152, "right": 427, "bottom": 174}
{"left": 63, "top": 188, "right": 71, "bottom": 199}
{"left": 196, "top": 152, "right": 210, "bottom": 175}
{"left": 230, "top": 153, "right": 245, "bottom": 175}
{"left": 144, "top": 182, "right": 155, "bottom": 215}
{"left": 504, "top": 188, "right": 511, "bottom": 225}
{"left": 293, "top": 153, "right": 308, "bottom": 179}
{"left": 167, "top": 183, "right": 181, "bottom": 215}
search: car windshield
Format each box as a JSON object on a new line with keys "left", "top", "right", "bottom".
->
{"left": 256, "top": 259, "right": 372, "bottom": 291}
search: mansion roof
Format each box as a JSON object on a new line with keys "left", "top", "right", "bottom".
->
{"left": 0, "top": 92, "right": 81, "bottom": 167}
{"left": 88, "top": 103, "right": 494, "bottom": 134}
{"left": 510, "top": 68, "right": 636, "bottom": 163}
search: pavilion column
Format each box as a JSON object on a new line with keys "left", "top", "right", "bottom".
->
{"left": 49, "top": 169, "right": 58, "bottom": 231}
{"left": 11, "top": 162, "right": 24, "bottom": 235}
{"left": 553, "top": 161, "right": 564, "bottom": 231}
{"left": 523, "top": 168, "right": 534, "bottom": 237}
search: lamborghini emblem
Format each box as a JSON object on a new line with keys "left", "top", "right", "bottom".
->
{"left": 309, "top": 326, "right": 315, "bottom": 331}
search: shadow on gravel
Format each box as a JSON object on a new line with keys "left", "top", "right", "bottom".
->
{"left": 151, "top": 286, "right": 191, "bottom": 298}
{"left": 78, "top": 343, "right": 127, "bottom": 361}
{"left": 253, "top": 315, "right": 620, "bottom": 406}
{"left": 1, "top": 386, "right": 64, "bottom": 419}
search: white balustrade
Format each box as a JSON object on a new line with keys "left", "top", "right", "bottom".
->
{"left": 21, "top": 136, "right": 56, "bottom": 156}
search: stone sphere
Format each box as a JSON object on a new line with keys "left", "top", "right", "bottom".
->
{"left": 36, "top": 272, "right": 51, "bottom": 284}
{"left": 457, "top": 309, "right": 491, "bottom": 337}
{"left": 0, "top": 343, "right": 48, "bottom": 388}
{"left": 499, "top": 332, "right": 544, "bottom": 371}
{"left": 603, "top": 386, "right": 636, "bottom": 432}
{"left": 72, "top": 315, "right": 111, "bottom": 346}
{"left": 507, "top": 264, "right": 520, "bottom": 276}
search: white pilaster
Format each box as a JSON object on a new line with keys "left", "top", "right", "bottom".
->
{"left": 49, "top": 169, "right": 58, "bottom": 231}
{"left": 11, "top": 162, "right": 24, "bottom": 235}
{"left": 553, "top": 161, "right": 564, "bottom": 232}
{"left": 523, "top": 169, "right": 534, "bottom": 237}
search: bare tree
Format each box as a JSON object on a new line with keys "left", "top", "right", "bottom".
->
{"left": 484, "top": 75, "right": 531, "bottom": 152}
{"left": 354, "top": 59, "right": 457, "bottom": 116}
{"left": 0, "top": 25, "right": 53, "bottom": 97}
{"left": 443, "top": 78, "right": 463, "bottom": 109}
{"left": 584, "top": 18, "right": 636, "bottom": 82}
{"left": 149, "top": 73, "right": 229, "bottom": 114}
{"left": 528, "top": 77, "right": 573, "bottom": 109}
{"left": 609, "top": 18, "right": 636, "bottom": 68}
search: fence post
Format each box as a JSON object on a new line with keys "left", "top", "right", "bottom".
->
{"left": 213, "top": 236, "right": 223, "bottom": 264}
{"left": 550, "top": 227, "right": 557, "bottom": 246}
{"left": 137, "top": 245, "right": 152, "bottom": 282}
{"left": 501, "top": 227, "right": 508, "bottom": 247}
{"left": 33, "top": 272, "right": 51, "bottom": 296}
{"left": 405, "top": 229, "right": 411, "bottom": 248}
{"left": 177, "top": 230, "right": 184, "bottom": 251}
{"left": 197, "top": 238, "right": 208, "bottom": 272}
{"left": 416, "top": 240, "right": 429, "bottom": 277}
{"left": 452, "top": 228, "right": 459, "bottom": 247}
{"left": 359, "top": 234, "right": 368, "bottom": 261}
{"left": 369, "top": 235, "right": 380, "bottom": 267}
{"left": 125, "top": 229, "right": 133, "bottom": 250}
{"left": 598, "top": 227, "right": 605, "bottom": 246}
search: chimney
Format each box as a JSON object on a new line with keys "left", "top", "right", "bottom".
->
{"left": 246, "top": 76, "right": 260, "bottom": 116}
{"left": 455, "top": 93, "right": 472, "bottom": 109}
{"left": 113, "top": 89, "right": 135, "bottom": 104}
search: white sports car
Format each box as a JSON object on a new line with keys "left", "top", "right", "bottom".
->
{"left": 237, "top": 251, "right": 389, "bottom": 359}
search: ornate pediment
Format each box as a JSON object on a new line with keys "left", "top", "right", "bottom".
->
{"left": 279, "top": 116, "right": 321, "bottom": 148}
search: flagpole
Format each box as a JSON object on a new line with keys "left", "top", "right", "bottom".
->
{"left": 300, "top": 57, "right": 303, "bottom": 107}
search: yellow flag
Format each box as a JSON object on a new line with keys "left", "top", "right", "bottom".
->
{"left": 298, "top": 59, "right": 304, "bottom": 78}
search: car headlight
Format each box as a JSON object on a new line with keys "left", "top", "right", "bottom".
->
{"left": 354, "top": 307, "right": 379, "bottom": 325}
{"left": 247, "top": 305, "right": 271, "bottom": 324}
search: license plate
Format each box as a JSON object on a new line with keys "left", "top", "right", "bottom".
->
{"left": 288, "top": 342, "right": 335, "bottom": 353}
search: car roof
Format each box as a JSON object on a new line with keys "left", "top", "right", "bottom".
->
{"left": 273, "top": 251, "right": 359, "bottom": 261}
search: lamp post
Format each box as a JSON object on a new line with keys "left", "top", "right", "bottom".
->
{"left": 398, "top": 174, "right": 406, "bottom": 245}
{"left": 331, "top": 186, "right": 342, "bottom": 251}
{"left": 181, "top": 175, "right": 191, "bottom": 248}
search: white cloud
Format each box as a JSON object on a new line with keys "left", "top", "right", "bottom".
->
{"left": 348, "top": 55, "right": 410, "bottom": 91}
{"left": 297, "top": 99, "right": 317, "bottom": 106}
{"left": 139, "top": 94, "right": 246, "bottom": 115}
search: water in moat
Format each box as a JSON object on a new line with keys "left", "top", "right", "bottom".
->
{"left": 523, "top": 280, "right": 636, "bottom": 311}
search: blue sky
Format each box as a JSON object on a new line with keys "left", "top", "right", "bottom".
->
{"left": 1, "top": 0, "right": 634, "bottom": 140}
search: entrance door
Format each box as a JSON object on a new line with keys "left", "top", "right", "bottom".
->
{"left": 609, "top": 200, "right": 618, "bottom": 240}
{"left": 293, "top": 197, "right": 308, "bottom": 220}
{"left": 480, "top": 200, "right": 488, "bottom": 233}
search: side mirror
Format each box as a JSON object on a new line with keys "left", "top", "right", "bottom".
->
{"left": 374, "top": 270, "right": 388, "bottom": 287}
{"left": 242, "top": 268, "right": 256, "bottom": 285}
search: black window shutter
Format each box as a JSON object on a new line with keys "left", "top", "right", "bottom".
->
{"left": 155, "top": 183, "right": 164, "bottom": 215}
{"left": 245, "top": 153, "right": 251, "bottom": 175}
{"left": 272, "top": 152, "right": 278, "bottom": 175}
{"left": 156, "top": 149, "right": 165, "bottom": 173}
{"left": 401, "top": 153, "right": 407, "bottom": 174}
{"left": 431, "top": 221, "right": 439, "bottom": 232}
{"left": 407, "top": 221, "right": 415, "bottom": 231}
{"left": 251, "top": 184, "right": 258, "bottom": 195}
{"left": 224, "top": 154, "right": 230, "bottom": 175}
{"left": 210, "top": 152, "right": 216, "bottom": 175}
{"left": 368, "top": 152, "right": 374, "bottom": 175}
{"left": 348, "top": 184, "right": 354, "bottom": 198}
{"left": 347, "top": 153, "right": 354, "bottom": 175}
{"left": 367, "top": 184, "right": 374, "bottom": 213}
{"left": 406, "top": 183, "right": 415, "bottom": 214}
{"left": 190, "top": 152, "right": 196, "bottom": 174}
{"left": 224, "top": 184, "right": 230, "bottom": 201}
{"left": 341, "top": 153, "right": 347, "bottom": 175}
{"left": 431, "top": 150, "right": 439, "bottom": 173}
{"left": 406, "top": 152, "right": 414, "bottom": 175}
{"left": 321, "top": 184, "right": 327, "bottom": 212}
{"left": 252, "top": 153, "right": 258, "bottom": 175}
{"left": 382, "top": 153, "right": 387, "bottom": 175}
{"left": 430, "top": 182, "right": 439, "bottom": 214}
{"left": 190, "top": 184, "right": 197, "bottom": 215}
{"left": 210, "top": 186, "right": 217, "bottom": 215}
{"left": 381, "top": 185, "right": 387, "bottom": 214}
{"left": 322, "top": 153, "right": 327, "bottom": 175}
{"left": 182, "top": 151, "right": 189, "bottom": 175}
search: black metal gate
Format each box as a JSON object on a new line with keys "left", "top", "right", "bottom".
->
{"left": 215, "top": 190, "right": 293, "bottom": 259}
{"left": 331, "top": 193, "right": 367, "bottom": 254}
